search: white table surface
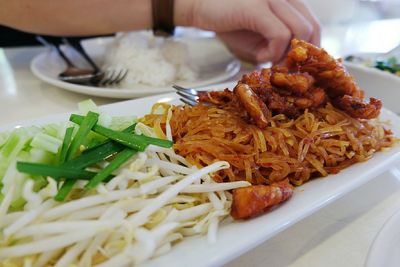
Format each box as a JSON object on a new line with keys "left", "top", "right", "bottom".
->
{"left": 1, "top": 19, "right": 400, "bottom": 267}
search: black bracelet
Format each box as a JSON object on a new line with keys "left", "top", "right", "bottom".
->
{"left": 152, "top": 0, "right": 175, "bottom": 36}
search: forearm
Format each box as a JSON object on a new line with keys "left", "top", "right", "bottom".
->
{"left": 0, "top": 0, "right": 196, "bottom": 36}
{"left": 0, "top": 0, "right": 154, "bottom": 36}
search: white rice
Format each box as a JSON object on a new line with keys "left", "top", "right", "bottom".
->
{"left": 103, "top": 31, "right": 197, "bottom": 87}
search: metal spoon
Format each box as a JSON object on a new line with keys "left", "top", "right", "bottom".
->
{"left": 36, "top": 36, "right": 103, "bottom": 84}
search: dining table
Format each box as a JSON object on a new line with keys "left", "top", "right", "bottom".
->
{"left": 1, "top": 15, "right": 400, "bottom": 267}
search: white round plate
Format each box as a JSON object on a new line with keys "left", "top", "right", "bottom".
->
{"left": 30, "top": 36, "right": 241, "bottom": 99}
{"left": 366, "top": 208, "right": 400, "bottom": 267}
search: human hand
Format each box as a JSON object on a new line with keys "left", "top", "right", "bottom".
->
{"left": 177, "top": 0, "right": 320, "bottom": 64}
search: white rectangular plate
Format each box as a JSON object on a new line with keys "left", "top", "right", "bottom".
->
{"left": 1, "top": 82, "right": 400, "bottom": 267}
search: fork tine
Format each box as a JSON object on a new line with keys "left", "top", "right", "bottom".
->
{"left": 176, "top": 91, "right": 199, "bottom": 102}
{"left": 172, "top": 85, "right": 198, "bottom": 96}
{"left": 96, "top": 69, "right": 128, "bottom": 86}
{"left": 109, "top": 69, "right": 125, "bottom": 84}
{"left": 115, "top": 69, "right": 128, "bottom": 84}
{"left": 100, "top": 70, "right": 115, "bottom": 86}
{"left": 98, "top": 71, "right": 110, "bottom": 86}
{"left": 180, "top": 97, "right": 197, "bottom": 106}
{"left": 172, "top": 84, "right": 190, "bottom": 91}
{"left": 106, "top": 70, "right": 119, "bottom": 85}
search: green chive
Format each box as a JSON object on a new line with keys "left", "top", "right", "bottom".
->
{"left": 58, "top": 126, "right": 74, "bottom": 164}
{"left": 66, "top": 112, "right": 99, "bottom": 161}
{"left": 70, "top": 114, "right": 172, "bottom": 150}
{"left": 62, "top": 141, "right": 125, "bottom": 169}
{"left": 62, "top": 123, "right": 137, "bottom": 169}
{"left": 85, "top": 148, "right": 137, "bottom": 189}
{"left": 17, "top": 162, "right": 98, "bottom": 180}
{"left": 82, "top": 122, "right": 136, "bottom": 154}
{"left": 54, "top": 180, "right": 76, "bottom": 201}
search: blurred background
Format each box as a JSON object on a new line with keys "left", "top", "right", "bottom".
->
{"left": 1, "top": 0, "right": 399, "bottom": 57}
{"left": 304, "top": 0, "right": 400, "bottom": 57}
{"left": 305, "top": 0, "right": 400, "bottom": 24}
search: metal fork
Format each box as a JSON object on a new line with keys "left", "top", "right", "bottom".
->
{"left": 63, "top": 37, "right": 128, "bottom": 86}
{"left": 173, "top": 85, "right": 202, "bottom": 106}
{"left": 97, "top": 68, "right": 129, "bottom": 86}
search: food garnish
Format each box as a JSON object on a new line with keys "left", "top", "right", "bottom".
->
{"left": 0, "top": 101, "right": 248, "bottom": 266}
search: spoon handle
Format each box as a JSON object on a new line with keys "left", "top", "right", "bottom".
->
{"left": 36, "top": 36, "right": 75, "bottom": 68}
{"left": 63, "top": 37, "right": 101, "bottom": 72}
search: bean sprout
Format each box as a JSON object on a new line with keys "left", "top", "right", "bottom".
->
{"left": 0, "top": 130, "right": 250, "bottom": 266}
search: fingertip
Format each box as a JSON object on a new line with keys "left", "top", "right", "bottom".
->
{"left": 255, "top": 49, "right": 271, "bottom": 64}
{"left": 311, "top": 21, "right": 321, "bottom": 46}
{"left": 286, "top": 0, "right": 322, "bottom": 46}
{"left": 311, "top": 31, "right": 321, "bottom": 46}
{"left": 255, "top": 46, "right": 283, "bottom": 64}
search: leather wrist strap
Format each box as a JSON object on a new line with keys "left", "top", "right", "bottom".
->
{"left": 152, "top": 0, "right": 175, "bottom": 36}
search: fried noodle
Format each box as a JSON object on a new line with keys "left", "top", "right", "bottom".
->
{"left": 143, "top": 102, "right": 395, "bottom": 186}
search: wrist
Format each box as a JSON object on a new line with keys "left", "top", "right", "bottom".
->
{"left": 174, "top": 0, "right": 196, "bottom": 27}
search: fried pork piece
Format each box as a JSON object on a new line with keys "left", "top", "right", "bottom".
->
{"left": 237, "top": 67, "right": 324, "bottom": 118}
{"left": 264, "top": 89, "right": 301, "bottom": 118}
{"left": 199, "top": 71, "right": 327, "bottom": 121}
{"left": 297, "top": 87, "right": 327, "bottom": 108}
{"left": 241, "top": 68, "right": 273, "bottom": 89}
{"left": 286, "top": 39, "right": 381, "bottom": 119}
{"left": 198, "top": 89, "right": 234, "bottom": 105}
{"left": 230, "top": 179, "right": 294, "bottom": 220}
{"left": 270, "top": 67, "right": 315, "bottom": 95}
{"left": 287, "top": 39, "right": 359, "bottom": 97}
{"left": 242, "top": 68, "right": 327, "bottom": 116}
{"left": 334, "top": 95, "right": 382, "bottom": 119}
{"left": 198, "top": 39, "right": 381, "bottom": 123}
{"left": 233, "top": 83, "right": 271, "bottom": 129}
